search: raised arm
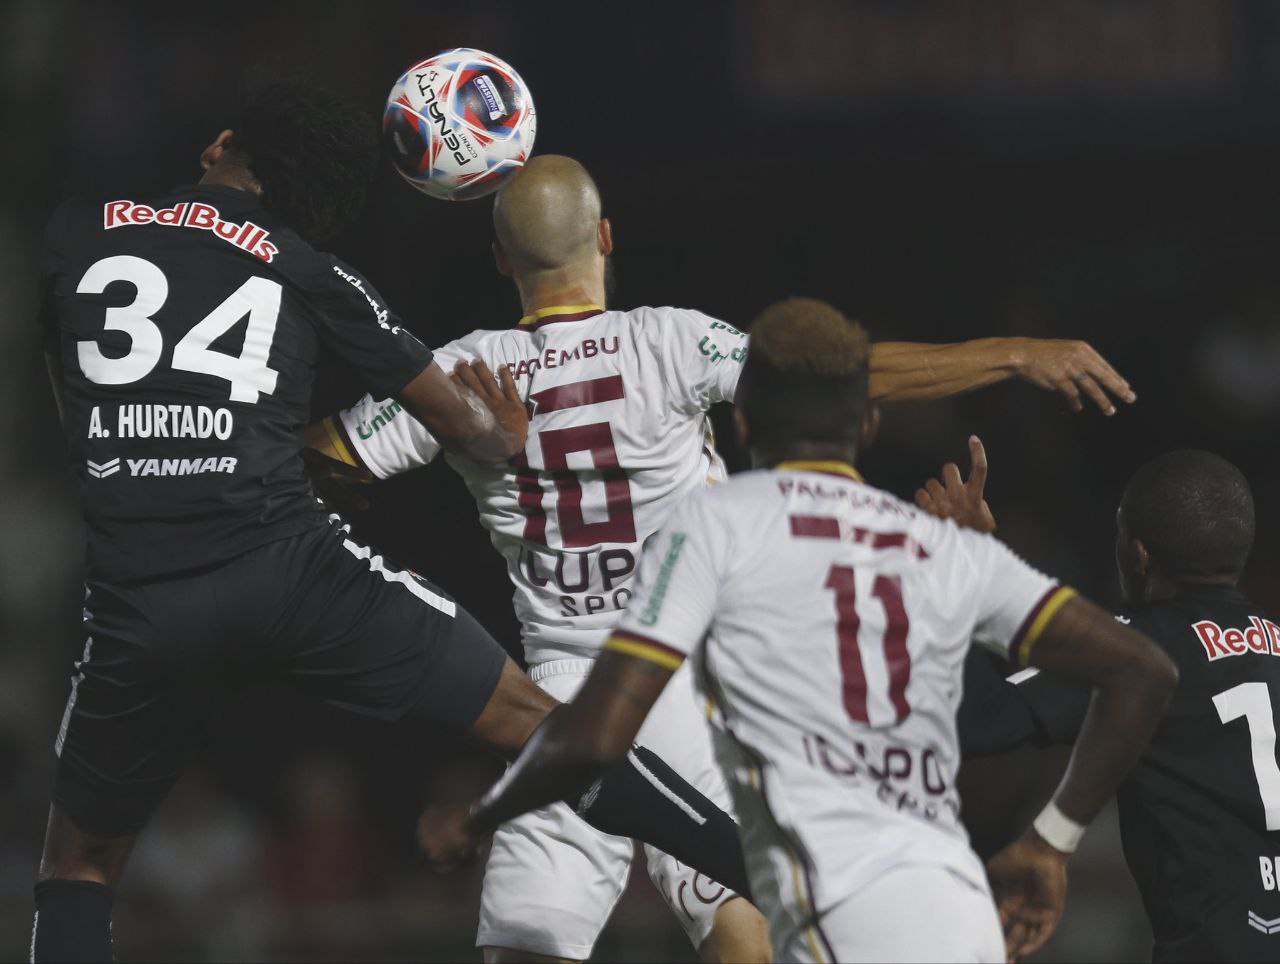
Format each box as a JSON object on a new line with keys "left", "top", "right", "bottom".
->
{"left": 869, "top": 338, "right": 1136, "bottom": 414}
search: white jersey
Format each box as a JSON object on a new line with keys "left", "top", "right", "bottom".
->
{"left": 606, "top": 463, "right": 1075, "bottom": 951}
{"left": 335, "top": 304, "right": 747, "bottom": 664}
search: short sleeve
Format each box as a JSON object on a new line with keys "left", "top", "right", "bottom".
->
{"left": 333, "top": 330, "right": 504, "bottom": 478}
{"left": 655, "top": 309, "right": 748, "bottom": 414}
{"left": 958, "top": 529, "right": 1076, "bottom": 666}
{"left": 335, "top": 393, "right": 440, "bottom": 478}
{"left": 304, "top": 256, "right": 434, "bottom": 399}
{"left": 606, "top": 493, "right": 726, "bottom": 670}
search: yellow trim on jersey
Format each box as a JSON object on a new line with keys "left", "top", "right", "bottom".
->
{"left": 1017, "top": 586, "right": 1078, "bottom": 667}
{"left": 517, "top": 303, "right": 605, "bottom": 326}
{"left": 776, "top": 460, "right": 864, "bottom": 483}
{"left": 323, "top": 417, "right": 359, "bottom": 468}
{"left": 603, "top": 635, "right": 686, "bottom": 671}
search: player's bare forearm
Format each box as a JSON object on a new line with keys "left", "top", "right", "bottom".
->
{"left": 1025, "top": 595, "right": 1177, "bottom": 828}
{"left": 868, "top": 340, "right": 1016, "bottom": 400}
{"left": 869, "top": 337, "right": 1135, "bottom": 414}
{"left": 467, "top": 650, "right": 672, "bottom": 835}
{"left": 397, "top": 360, "right": 527, "bottom": 462}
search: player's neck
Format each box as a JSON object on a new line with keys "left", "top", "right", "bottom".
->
{"left": 752, "top": 443, "right": 860, "bottom": 471}
{"left": 514, "top": 270, "right": 606, "bottom": 319}
{"left": 1138, "top": 570, "right": 1237, "bottom": 603}
{"left": 198, "top": 162, "right": 262, "bottom": 196}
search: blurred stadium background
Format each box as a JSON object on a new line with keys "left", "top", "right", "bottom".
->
{"left": 3, "top": 0, "right": 1279, "bottom": 959}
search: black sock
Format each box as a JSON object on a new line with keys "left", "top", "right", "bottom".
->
{"left": 32, "top": 879, "right": 114, "bottom": 963}
{"left": 574, "top": 744, "right": 754, "bottom": 902}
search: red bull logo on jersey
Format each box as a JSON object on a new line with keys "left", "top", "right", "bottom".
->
{"left": 103, "top": 200, "right": 278, "bottom": 263}
{"left": 1193, "top": 616, "right": 1280, "bottom": 662}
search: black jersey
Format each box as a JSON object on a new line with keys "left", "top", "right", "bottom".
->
{"left": 40, "top": 185, "right": 433, "bottom": 581}
{"left": 1004, "top": 586, "right": 1280, "bottom": 961}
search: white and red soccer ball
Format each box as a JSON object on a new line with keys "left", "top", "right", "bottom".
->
{"left": 384, "top": 48, "right": 536, "bottom": 202}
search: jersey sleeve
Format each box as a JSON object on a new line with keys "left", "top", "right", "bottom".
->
{"left": 329, "top": 330, "right": 502, "bottom": 478}
{"left": 305, "top": 256, "right": 434, "bottom": 399}
{"left": 606, "top": 493, "right": 727, "bottom": 670}
{"left": 655, "top": 309, "right": 749, "bottom": 414}
{"left": 949, "top": 527, "right": 1077, "bottom": 666}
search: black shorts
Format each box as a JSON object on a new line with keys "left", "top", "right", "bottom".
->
{"left": 52, "top": 520, "right": 508, "bottom": 836}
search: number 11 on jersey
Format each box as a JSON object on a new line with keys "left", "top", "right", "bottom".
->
{"left": 825, "top": 566, "right": 912, "bottom": 726}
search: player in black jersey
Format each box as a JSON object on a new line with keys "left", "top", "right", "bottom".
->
{"left": 32, "top": 80, "right": 754, "bottom": 963}
{"left": 925, "top": 446, "right": 1280, "bottom": 961}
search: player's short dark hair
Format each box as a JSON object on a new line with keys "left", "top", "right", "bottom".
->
{"left": 1122, "top": 449, "right": 1254, "bottom": 579}
{"left": 233, "top": 77, "right": 379, "bottom": 242}
{"left": 737, "top": 297, "right": 870, "bottom": 448}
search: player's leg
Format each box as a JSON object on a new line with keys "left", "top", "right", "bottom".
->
{"left": 477, "top": 660, "right": 636, "bottom": 962}
{"left": 275, "top": 522, "right": 753, "bottom": 896}
{"left": 637, "top": 666, "right": 771, "bottom": 963}
{"left": 796, "top": 865, "right": 1004, "bottom": 963}
{"left": 33, "top": 577, "right": 228, "bottom": 963}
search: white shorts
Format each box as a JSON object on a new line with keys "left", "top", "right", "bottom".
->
{"left": 477, "top": 658, "right": 739, "bottom": 959}
{"left": 779, "top": 865, "right": 1004, "bottom": 964}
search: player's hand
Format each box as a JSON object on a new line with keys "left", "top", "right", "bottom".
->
{"left": 986, "top": 829, "right": 1069, "bottom": 962}
{"left": 299, "top": 447, "right": 372, "bottom": 514}
{"left": 452, "top": 359, "right": 528, "bottom": 458}
{"left": 915, "top": 435, "right": 997, "bottom": 533}
{"left": 1013, "top": 339, "right": 1136, "bottom": 415}
{"left": 417, "top": 801, "right": 486, "bottom": 874}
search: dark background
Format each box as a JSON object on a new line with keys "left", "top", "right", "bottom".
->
{"left": 2, "top": 0, "right": 1278, "bottom": 959}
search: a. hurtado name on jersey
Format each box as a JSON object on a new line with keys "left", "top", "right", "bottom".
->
{"left": 102, "top": 200, "right": 278, "bottom": 263}
{"left": 87, "top": 455, "right": 238, "bottom": 478}
{"left": 86, "top": 405, "right": 234, "bottom": 440}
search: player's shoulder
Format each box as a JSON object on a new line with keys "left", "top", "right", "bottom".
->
{"left": 436, "top": 327, "right": 525, "bottom": 364}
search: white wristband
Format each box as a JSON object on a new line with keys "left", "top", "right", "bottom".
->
{"left": 1032, "top": 801, "right": 1086, "bottom": 854}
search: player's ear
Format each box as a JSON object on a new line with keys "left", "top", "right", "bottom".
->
{"left": 200, "top": 129, "right": 235, "bottom": 172}
{"left": 493, "top": 240, "right": 513, "bottom": 278}
{"left": 1132, "top": 538, "right": 1150, "bottom": 576}
{"left": 733, "top": 406, "right": 750, "bottom": 449}
{"left": 858, "top": 404, "right": 880, "bottom": 451}
{"left": 598, "top": 218, "right": 614, "bottom": 257}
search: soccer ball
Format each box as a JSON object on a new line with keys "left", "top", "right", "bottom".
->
{"left": 383, "top": 48, "right": 536, "bottom": 202}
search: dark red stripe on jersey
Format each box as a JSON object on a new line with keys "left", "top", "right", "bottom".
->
{"left": 522, "top": 308, "right": 605, "bottom": 331}
{"left": 790, "top": 515, "right": 841, "bottom": 539}
{"left": 530, "top": 374, "right": 624, "bottom": 414}
{"left": 789, "top": 517, "right": 930, "bottom": 558}
{"left": 878, "top": 575, "right": 912, "bottom": 722}
{"left": 511, "top": 452, "right": 547, "bottom": 544}
{"left": 1010, "top": 585, "right": 1072, "bottom": 663}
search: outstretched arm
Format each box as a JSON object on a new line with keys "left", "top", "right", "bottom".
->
{"left": 869, "top": 338, "right": 1136, "bottom": 414}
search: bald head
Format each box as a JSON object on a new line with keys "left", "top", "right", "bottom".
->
{"left": 493, "top": 155, "right": 603, "bottom": 274}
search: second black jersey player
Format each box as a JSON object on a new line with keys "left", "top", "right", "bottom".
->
{"left": 957, "top": 449, "right": 1280, "bottom": 962}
